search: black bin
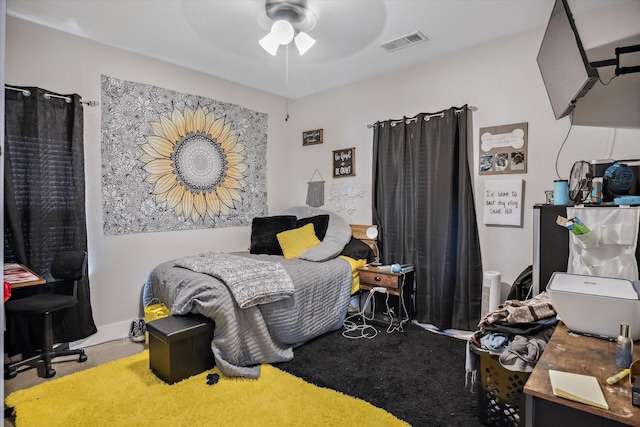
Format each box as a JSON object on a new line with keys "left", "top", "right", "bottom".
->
{"left": 147, "top": 314, "right": 215, "bottom": 384}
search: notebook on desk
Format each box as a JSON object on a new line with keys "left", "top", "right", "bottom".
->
{"left": 549, "top": 369, "right": 609, "bottom": 410}
{"left": 3, "top": 263, "right": 44, "bottom": 285}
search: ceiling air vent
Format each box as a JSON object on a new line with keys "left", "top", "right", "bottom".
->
{"left": 379, "top": 31, "right": 429, "bottom": 53}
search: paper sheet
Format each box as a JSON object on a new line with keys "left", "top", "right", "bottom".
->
{"left": 548, "top": 369, "right": 609, "bottom": 410}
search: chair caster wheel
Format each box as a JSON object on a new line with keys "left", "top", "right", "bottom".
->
{"left": 79, "top": 353, "right": 88, "bottom": 363}
{"left": 4, "top": 369, "right": 17, "bottom": 380}
{"left": 44, "top": 368, "right": 56, "bottom": 378}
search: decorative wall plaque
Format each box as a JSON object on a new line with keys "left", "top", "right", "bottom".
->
{"left": 302, "top": 129, "right": 323, "bottom": 146}
{"left": 332, "top": 147, "right": 355, "bottom": 178}
{"left": 479, "top": 122, "right": 528, "bottom": 175}
{"left": 483, "top": 179, "right": 524, "bottom": 226}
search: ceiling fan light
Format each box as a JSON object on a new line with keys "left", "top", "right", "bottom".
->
{"left": 294, "top": 31, "right": 315, "bottom": 55}
{"left": 271, "top": 20, "right": 294, "bottom": 45}
{"left": 259, "top": 33, "right": 280, "bottom": 56}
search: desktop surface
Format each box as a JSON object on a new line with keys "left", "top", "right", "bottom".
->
{"left": 524, "top": 323, "right": 640, "bottom": 426}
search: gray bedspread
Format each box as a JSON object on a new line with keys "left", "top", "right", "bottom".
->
{"left": 143, "top": 252, "right": 352, "bottom": 378}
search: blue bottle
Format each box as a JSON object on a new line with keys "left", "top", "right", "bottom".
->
{"left": 553, "top": 180, "right": 569, "bottom": 205}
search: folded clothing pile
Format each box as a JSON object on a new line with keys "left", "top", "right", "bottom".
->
{"left": 471, "top": 291, "right": 558, "bottom": 373}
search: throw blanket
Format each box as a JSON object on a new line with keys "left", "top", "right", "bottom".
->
{"left": 175, "top": 253, "right": 294, "bottom": 309}
{"left": 478, "top": 291, "right": 556, "bottom": 326}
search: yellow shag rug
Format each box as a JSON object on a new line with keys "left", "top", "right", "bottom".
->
{"left": 6, "top": 350, "right": 408, "bottom": 426}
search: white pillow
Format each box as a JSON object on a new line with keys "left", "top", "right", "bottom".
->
{"left": 281, "top": 206, "right": 352, "bottom": 262}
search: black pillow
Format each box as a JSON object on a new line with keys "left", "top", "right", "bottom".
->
{"left": 295, "top": 214, "right": 330, "bottom": 241}
{"left": 250, "top": 215, "right": 297, "bottom": 255}
{"left": 340, "top": 237, "right": 375, "bottom": 262}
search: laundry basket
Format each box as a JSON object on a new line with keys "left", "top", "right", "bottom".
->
{"left": 471, "top": 342, "right": 530, "bottom": 427}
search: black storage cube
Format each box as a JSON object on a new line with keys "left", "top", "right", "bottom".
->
{"left": 147, "top": 314, "right": 215, "bottom": 384}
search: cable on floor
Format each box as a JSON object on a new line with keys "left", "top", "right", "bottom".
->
{"left": 342, "top": 290, "right": 378, "bottom": 339}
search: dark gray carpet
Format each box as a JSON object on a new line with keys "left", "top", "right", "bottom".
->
{"left": 275, "top": 321, "right": 483, "bottom": 426}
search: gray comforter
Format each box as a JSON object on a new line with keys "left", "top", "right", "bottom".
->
{"left": 143, "top": 252, "right": 352, "bottom": 378}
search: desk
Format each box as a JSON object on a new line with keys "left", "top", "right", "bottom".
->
{"left": 4, "top": 263, "right": 46, "bottom": 288}
{"left": 524, "top": 323, "right": 640, "bottom": 426}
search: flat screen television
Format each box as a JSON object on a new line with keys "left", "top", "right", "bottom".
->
{"left": 537, "top": 0, "right": 599, "bottom": 120}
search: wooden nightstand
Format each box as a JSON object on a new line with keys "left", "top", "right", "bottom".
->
{"left": 357, "top": 265, "right": 414, "bottom": 326}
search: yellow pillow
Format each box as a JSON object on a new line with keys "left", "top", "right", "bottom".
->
{"left": 339, "top": 256, "right": 367, "bottom": 294}
{"left": 277, "top": 223, "right": 322, "bottom": 259}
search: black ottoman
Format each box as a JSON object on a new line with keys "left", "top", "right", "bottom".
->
{"left": 147, "top": 314, "right": 215, "bottom": 384}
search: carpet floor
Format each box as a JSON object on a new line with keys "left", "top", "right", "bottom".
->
{"left": 6, "top": 350, "right": 407, "bottom": 427}
{"left": 4, "top": 321, "right": 483, "bottom": 426}
{"left": 275, "top": 321, "right": 483, "bottom": 426}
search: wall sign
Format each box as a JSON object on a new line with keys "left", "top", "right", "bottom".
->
{"left": 328, "top": 183, "right": 365, "bottom": 214}
{"left": 483, "top": 179, "right": 523, "bottom": 226}
{"left": 479, "top": 122, "right": 528, "bottom": 175}
{"left": 333, "top": 147, "right": 356, "bottom": 178}
{"left": 302, "top": 129, "right": 323, "bottom": 146}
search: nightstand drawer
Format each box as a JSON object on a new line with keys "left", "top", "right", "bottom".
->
{"left": 358, "top": 270, "right": 400, "bottom": 289}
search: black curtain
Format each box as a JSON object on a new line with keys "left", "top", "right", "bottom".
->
{"left": 372, "top": 106, "right": 482, "bottom": 331}
{"left": 4, "top": 86, "right": 97, "bottom": 355}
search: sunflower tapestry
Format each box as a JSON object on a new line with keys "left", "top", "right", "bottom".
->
{"left": 101, "top": 75, "right": 268, "bottom": 235}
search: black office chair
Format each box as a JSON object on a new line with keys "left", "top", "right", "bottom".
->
{"left": 4, "top": 251, "right": 89, "bottom": 379}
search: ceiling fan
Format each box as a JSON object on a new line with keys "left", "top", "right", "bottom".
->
{"left": 259, "top": 0, "right": 317, "bottom": 56}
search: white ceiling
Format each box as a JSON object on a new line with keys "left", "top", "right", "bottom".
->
{"left": 6, "top": 0, "right": 636, "bottom": 99}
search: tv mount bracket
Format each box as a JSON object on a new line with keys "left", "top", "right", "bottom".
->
{"left": 589, "top": 44, "right": 640, "bottom": 76}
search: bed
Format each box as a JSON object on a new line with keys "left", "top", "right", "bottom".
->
{"left": 142, "top": 206, "right": 375, "bottom": 378}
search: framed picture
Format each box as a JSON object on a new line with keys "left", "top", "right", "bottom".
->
{"left": 479, "top": 122, "right": 528, "bottom": 175}
{"left": 302, "top": 129, "right": 323, "bottom": 146}
{"left": 333, "top": 147, "right": 355, "bottom": 178}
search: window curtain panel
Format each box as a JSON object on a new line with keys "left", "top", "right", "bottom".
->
{"left": 372, "top": 106, "right": 482, "bottom": 331}
{"left": 4, "top": 87, "right": 97, "bottom": 355}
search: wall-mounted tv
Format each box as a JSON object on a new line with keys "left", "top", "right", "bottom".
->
{"left": 537, "top": 0, "right": 599, "bottom": 120}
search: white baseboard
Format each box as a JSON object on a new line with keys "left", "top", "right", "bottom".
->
{"left": 69, "top": 319, "right": 134, "bottom": 350}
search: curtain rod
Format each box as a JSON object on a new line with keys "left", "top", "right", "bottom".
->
{"left": 366, "top": 105, "right": 477, "bottom": 129}
{"left": 5, "top": 85, "right": 100, "bottom": 107}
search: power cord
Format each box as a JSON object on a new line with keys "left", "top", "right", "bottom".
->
{"left": 342, "top": 290, "right": 378, "bottom": 339}
{"left": 555, "top": 110, "right": 574, "bottom": 180}
{"left": 384, "top": 274, "right": 410, "bottom": 334}
{"left": 599, "top": 75, "right": 618, "bottom": 86}
{"left": 342, "top": 274, "right": 411, "bottom": 338}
